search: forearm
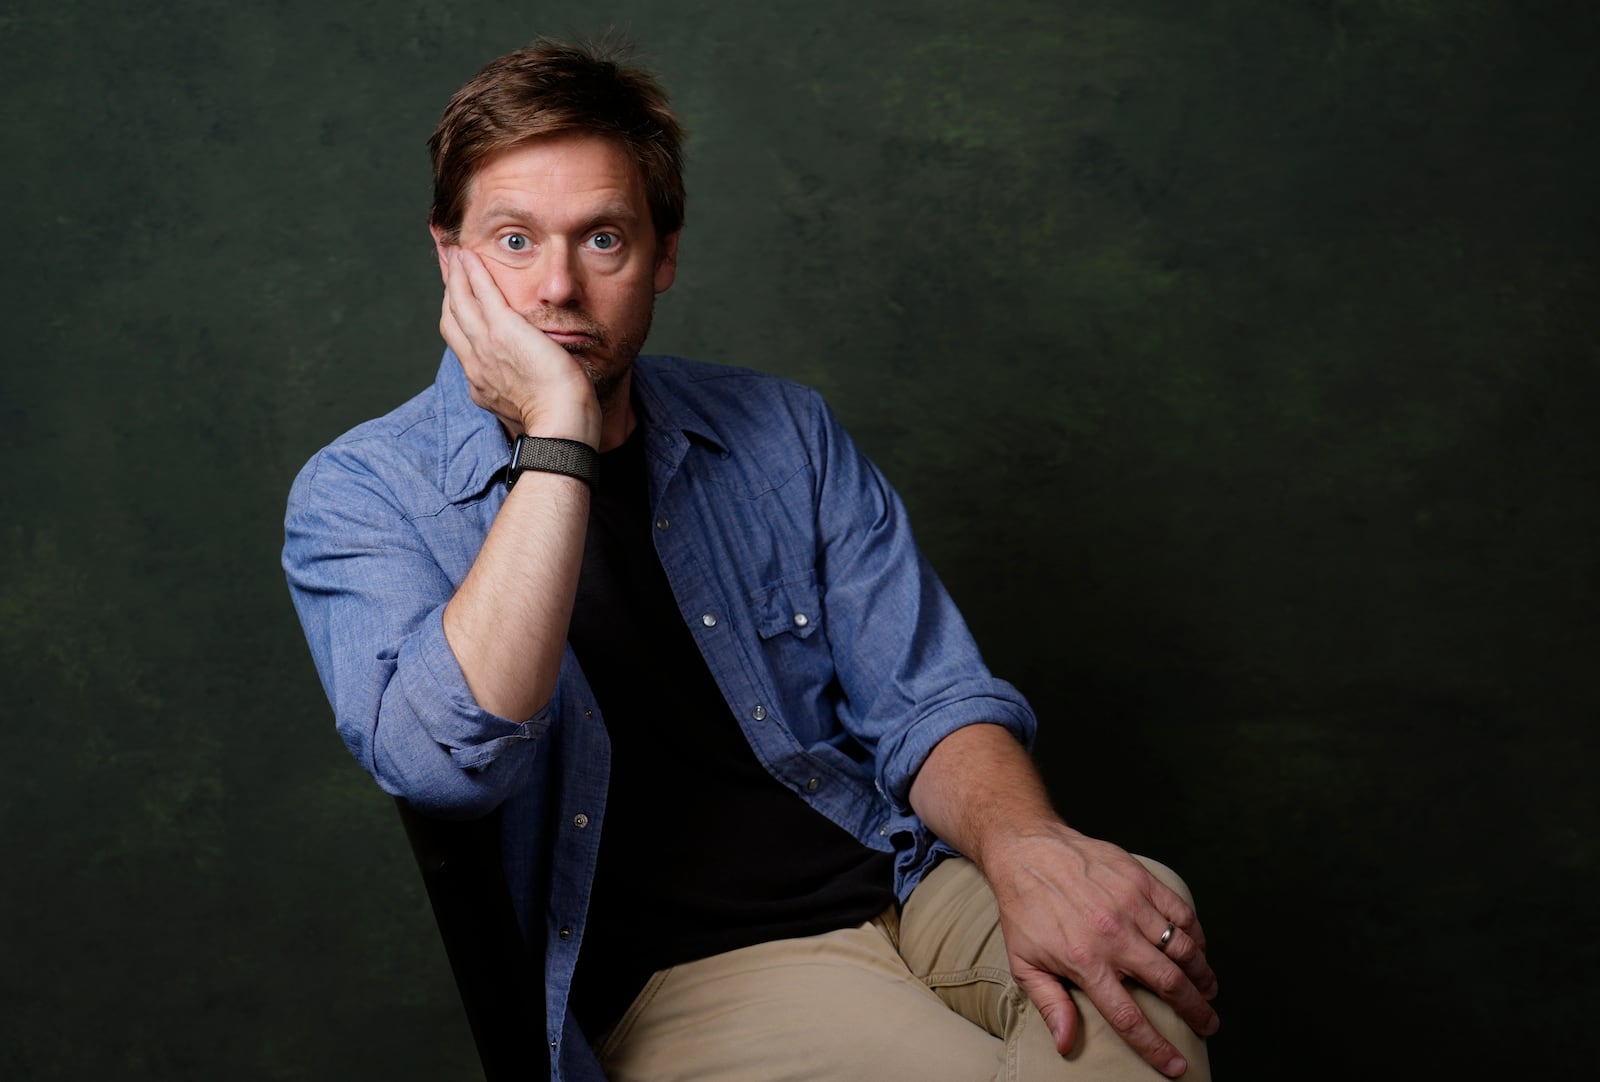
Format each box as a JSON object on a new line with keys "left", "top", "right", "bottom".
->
{"left": 442, "top": 469, "right": 590, "bottom": 721}
{"left": 908, "top": 722, "right": 1073, "bottom": 876}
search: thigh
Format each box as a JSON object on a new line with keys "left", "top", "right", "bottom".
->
{"left": 593, "top": 916, "right": 1003, "bottom": 1082}
{"left": 898, "top": 856, "right": 1212, "bottom": 1082}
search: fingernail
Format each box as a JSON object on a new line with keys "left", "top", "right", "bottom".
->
{"left": 1165, "top": 1056, "right": 1186, "bottom": 1077}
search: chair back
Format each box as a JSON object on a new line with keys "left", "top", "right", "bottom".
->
{"left": 395, "top": 798, "right": 550, "bottom": 1081}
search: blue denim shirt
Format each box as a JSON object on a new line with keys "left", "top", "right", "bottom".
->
{"left": 283, "top": 352, "right": 1036, "bottom": 1080}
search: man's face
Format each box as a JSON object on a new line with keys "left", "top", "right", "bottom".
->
{"left": 432, "top": 134, "right": 679, "bottom": 407}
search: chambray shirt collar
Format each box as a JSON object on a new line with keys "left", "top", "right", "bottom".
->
{"left": 631, "top": 355, "right": 731, "bottom": 455}
{"left": 434, "top": 349, "right": 730, "bottom": 502}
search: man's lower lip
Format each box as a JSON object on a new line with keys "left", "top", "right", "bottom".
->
{"left": 545, "top": 332, "right": 593, "bottom": 345}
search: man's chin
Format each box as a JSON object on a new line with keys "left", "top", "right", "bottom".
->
{"left": 586, "top": 357, "right": 631, "bottom": 411}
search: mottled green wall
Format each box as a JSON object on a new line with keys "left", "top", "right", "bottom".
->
{"left": 4, "top": 1, "right": 1594, "bottom": 1078}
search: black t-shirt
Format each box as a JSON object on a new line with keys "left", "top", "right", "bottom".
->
{"left": 564, "top": 422, "right": 896, "bottom": 1038}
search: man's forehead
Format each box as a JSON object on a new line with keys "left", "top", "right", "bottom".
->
{"left": 473, "top": 196, "right": 641, "bottom": 228}
{"left": 462, "top": 134, "right": 647, "bottom": 219}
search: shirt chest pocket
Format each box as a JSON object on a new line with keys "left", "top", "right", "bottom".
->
{"left": 750, "top": 576, "right": 836, "bottom": 731}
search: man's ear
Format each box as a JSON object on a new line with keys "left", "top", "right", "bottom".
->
{"left": 429, "top": 224, "right": 452, "bottom": 282}
{"left": 654, "top": 230, "right": 681, "bottom": 294}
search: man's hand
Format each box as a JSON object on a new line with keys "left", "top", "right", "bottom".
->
{"left": 985, "top": 824, "right": 1219, "bottom": 1077}
{"left": 439, "top": 247, "right": 601, "bottom": 447}
{"left": 908, "top": 724, "right": 1219, "bottom": 1078}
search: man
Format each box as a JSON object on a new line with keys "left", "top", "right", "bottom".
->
{"left": 283, "top": 39, "right": 1218, "bottom": 1082}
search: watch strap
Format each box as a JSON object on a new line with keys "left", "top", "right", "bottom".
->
{"left": 505, "top": 435, "right": 599, "bottom": 489}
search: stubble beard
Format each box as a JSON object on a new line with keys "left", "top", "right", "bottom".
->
{"left": 542, "top": 302, "right": 655, "bottom": 414}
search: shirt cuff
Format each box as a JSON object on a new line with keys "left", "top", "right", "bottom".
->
{"left": 373, "top": 606, "right": 551, "bottom": 815}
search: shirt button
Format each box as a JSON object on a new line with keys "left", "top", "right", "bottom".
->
{"left": 879, "top": 826, "right": 890, "bottom": 837}
{"left": 806, "top": 777, "right": 820, "bottom": 792}
{"left": 793, "top": 612, "right": 809, "bottom": 628}
{"left": 655, "top": 516, "right": 669, "bottom": 530}
{"left": 572, "top": 813, "right": 589, "bottom": 829}
{"left": 752, "top": 705, "right": 767, "bottom": 721}
{"left": 558, "top": 926, "right": 573, "bottom": 940}
{"left": 701, "top": 613, "right": 718, "bottom": 628}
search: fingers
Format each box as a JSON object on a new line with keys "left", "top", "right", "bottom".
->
{"left": 1127, "top": 918, "right": 1219, "bottom": 1052}
{"left": 455, "top": 247, "right": 515, "bottom": 322}
{"left": 439, "top": 251, "right": 467, "bottom": 353}
{"left": 1014, "top": 964, "right": 1080, "bottom": 1056}
{"left": 1146, "top": 875, "right": 1207, "bottom": 954}
{"left": 1077, "top": 977, "right": 1193, "bottom": 1080}
{"left": 1143, "top": 872, "right": 1218, "bottom": 1003}
{"left": 1061, "top": 915, "right": 1213, "bottom": 1078}
{"left": 1155, "top": 919, "right": 1219, "bottom": 1002}
{"left": 442, "top": 247, "right": 488, "bottom": 346}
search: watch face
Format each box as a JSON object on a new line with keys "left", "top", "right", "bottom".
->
{"left": 506, "top": 436, "right": 526, "bottom": 487}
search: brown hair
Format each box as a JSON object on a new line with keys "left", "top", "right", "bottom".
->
{"left": 427, "top": 38, "right": 686, "bottom": 244}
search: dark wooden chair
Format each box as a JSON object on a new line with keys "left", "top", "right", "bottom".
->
{"left": 394, "top": 798, "right": 550, "bottom": 1081}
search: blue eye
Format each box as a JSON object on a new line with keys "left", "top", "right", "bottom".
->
{"left": 591, "top": 232, "right": 618, "bottom": 251}
{"left": 503, "top": 234, "right": 529, "bottom": 252}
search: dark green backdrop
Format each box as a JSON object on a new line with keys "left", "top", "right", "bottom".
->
{"left": 4, "top": 1, "right": 1594, "bottom": 1078}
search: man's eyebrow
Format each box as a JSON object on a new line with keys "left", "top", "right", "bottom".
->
{"left": 476, "top": 202, "right": 538, "bottom": 226}
{"left": 578, "top": 202, "right": 642, "bottom": 232}
{"left": 476, "top": 201, "right": 642, "bottom": 231}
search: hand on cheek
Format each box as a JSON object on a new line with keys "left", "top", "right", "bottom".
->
{"left": 438, "top": 248, "right": 600, "bottom": 445}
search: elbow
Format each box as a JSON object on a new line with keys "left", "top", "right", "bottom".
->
{"left": 372, "top": 728, "right": 534, "bottom": 820}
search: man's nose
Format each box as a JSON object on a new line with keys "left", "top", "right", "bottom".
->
{"left": 531, "top": 241, "right": 581, "bottom": 309}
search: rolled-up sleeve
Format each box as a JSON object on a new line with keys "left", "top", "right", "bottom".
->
{"left": 806, "top": 391, "right": 1037, "bottom": 814}
{"left": 283, "top": 444, "right": 542, "bottom": 818}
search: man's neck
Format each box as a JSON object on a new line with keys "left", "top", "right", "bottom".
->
{"left": 596, "top": 367, "right": 637, "bottom": 452}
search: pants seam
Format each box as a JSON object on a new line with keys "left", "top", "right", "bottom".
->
{"left": 921, "top": 964, "right": 1012, "bottom": 991}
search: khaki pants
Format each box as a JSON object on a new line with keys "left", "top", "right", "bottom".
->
{"left": 594, "top": 856, "right": 1211, "bottom": 1081}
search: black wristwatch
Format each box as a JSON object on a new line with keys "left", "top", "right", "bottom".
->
{"left": 505, "top": 435, "right": 599, "bottom": 489}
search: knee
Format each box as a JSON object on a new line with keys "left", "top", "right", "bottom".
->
{"left": 1132, "top": 854, "right": 1196, "bottom": 908}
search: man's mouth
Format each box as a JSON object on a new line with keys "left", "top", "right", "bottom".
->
{"left": 543, "top": 330, "right": 605, "bottom": 355}
{"left": 527, "top": 307, "right": 603, "bottom": 349}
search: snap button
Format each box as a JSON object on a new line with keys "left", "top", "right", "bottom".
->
{"left": 701, "top": 613, "right": 718, "bottom": 628}
{"left": 558, "top": 926, "right": 572, "bottom": 940}
{"left": 752, "top": 705, "right": 767, "bottom": 721}
{"left": 655, "top": 516, "right": 669, "bottom": 530}
{"left": 793, "top": 612, "right": 809, "bottom": 628}
{"left": 573, "top": 813, "right": 589, "bottom": 829}
{"left": 806, "top": 777, "right": 820, "bottom": 792}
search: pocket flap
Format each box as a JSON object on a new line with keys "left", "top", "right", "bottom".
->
{"left": 752, "top": 577, "right": 823, "bottom": 641}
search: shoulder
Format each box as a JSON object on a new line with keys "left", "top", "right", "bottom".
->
{"left": 286, "top": 381, "right": 449, "bottom": 522}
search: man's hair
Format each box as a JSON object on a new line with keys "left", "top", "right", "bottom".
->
{"left": 427, "top": 38, "right": 686, "bottom": 244}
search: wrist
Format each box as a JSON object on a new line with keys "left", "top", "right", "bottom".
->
{"left": 517, "top": 400, "right": 601, "bottom": 450}
{"left": 506, "top": 434, "right": 599, "bottom": 489}
{"left": 975, "top": 819, "right": 1079, "bottom": 883}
